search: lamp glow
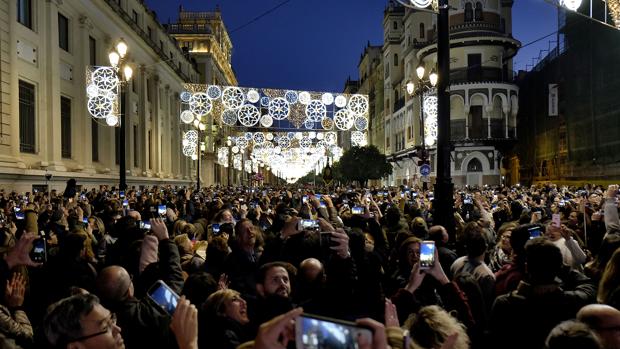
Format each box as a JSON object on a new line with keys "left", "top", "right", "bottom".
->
{"left": 416, "top": 65, "right": 425, "bottom": 80}
{"left": 429, "top": 70, "right": 438, "bottom": 87}
{"left": 123, "top": 65, "right": 133, "bottom": 81}
{"left": 116, "top": 40, "right": 128, "bottom": 58}
{"left": 406, "top": 82, "right": 415, "bottom": 95}
{"left": 108, "top": 52, "right": 120, "bottom": 67}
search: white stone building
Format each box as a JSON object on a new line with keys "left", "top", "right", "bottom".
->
{"left": 382, "top": 0, "right": 520, "bottom": 187}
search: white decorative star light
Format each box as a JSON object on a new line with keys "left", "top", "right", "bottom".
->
{"left": 247, "top": 89, "right": 260, "bottom": 103}
{"left": 334, "top": 109, "right": 354, "bottom": 130}
{"left": 305, "top": 100, "right": 327, "bottom": 122}
{"left": 409, "top": 0, "right": 432, "bottom": 8}
{"left": 236, "top": 137, "right": 248, "bottom": 149}
{"left": 285, "top": 90, "right": 298, "bottom": 104}
{"left": 268, "top": 97, "right": 290, "bottom": 120}
{"left": 354, "top": 117, "right": 368, "bottom": 131}
{"left": 300, "top": 137, "right": 312, "bottom": 148}
{"left": 222, "top": 109, "right": 238, "bottom": 126}
{"left": 253, "top": 132, "right": 265, "bottom": 145}
{"left": 105, "top": 115, "right": 119, "bottom": 126}
{"left": 304, "top": 119, "right": 315, "bottom": 129}
{"left": 237, "top": 104, "right": 261, "bottom": 126}
{"left": 189, "top": 93, "right": 212, "bottom": 117}
{"left": 180, "top": 110, "right": 194, "bottom": 124}
{"left": 423, "top": 95, "right": 438, "bottom": 147}
{"left": 325, "top": 132, "right": 337, "bottom": 145}
{"left": 222, "top": 87, "right": 245, "bottom": 109}
{"left": 348, "top": 95, "right": 369, "bottom": 115}
{"left": 86, "top": 84, "right": 99, "bottom": 98}
{"left": 260, "top": 114, "right": 273, "bottom": 128}
{"left": 207, "top": 85, "right": 222, "bottom": 99}
{"left": 298, "top": 91, "right": 311, "bottom": 105}
{"left": 180, "top": 91, "right": 192, "bottom": 102}
{"left": 560, "top": 0, "right": 582, "bottom": 11}
{"left": 87, "top": 95, "right": 114, "bottom": 119}
{"left": 92, "top": 67, "right": 118, "bottom": 91}
{"left": 351, "top": 131, "right": 367, "bottom": 146}
{"left": 321, "top": 93, "right": 334, "bottom": 105}
{"left": 278, "top": 137, "right": 291, "bottom": 149}
{"left": 334, "top": 95, "right": 347, "bottom": 108}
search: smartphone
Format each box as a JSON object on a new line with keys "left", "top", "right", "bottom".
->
{"left": 319, "top": 202, "right": 327, "bottom": 208}
{"left": 15, "top": 212, "right": 24, "bottom": 220}
{"left": 315, "top": 194, "right": 322, "bottom": 200}
{"left": 120, "top": 191, "right": 125, "bottom": 198}
{"left": 463, "top": 197, "right": 473, "bottom": 205}
{"left": 147, "top": 280, "right": 179, "bottom": 316}
{"left": 13, "top": 207, "right": 21, "bottom": 213}
{"left": 140, "top": 220, "right": 152, "bottom": 230}
{"left": 420, "top": 241, "right": 436, "bottom": 269}
{"left": 528, "top": 226, "right": 542, "bottom": 239}
{"left": 30, "top": 237, "right": 47, "bottom": 263}
{"left": 82, "top": 217, "right": 88, "bottom": 224}
{"left": 552, "top": 213, "right": 561, "bottom": 228}
{"left": 295, "top": 313, "right": 372, "bottom": 349}
{"left": 122, "top": 200, "right": 129, "bottom": 208}
{"left": 302, "top": 195, "right": 308, "bottom": 204}
{"left": 351, "top": 206, "right": 364, "bottom": 215}
{"left": 157, "top": 205, "right": 166, "bottom": 216}
{"left": 298, "top": 219, "right": 319, "bottom": 231}
{"left": 212, "top": 223, "right": 221, "bottom": 235}
{"left": 80, "top": 194, "right": 87, "bottom": 201}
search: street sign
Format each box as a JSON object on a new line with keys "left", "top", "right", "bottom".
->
{"left": 420, "top": 164, "right": 431, "bottom": 177}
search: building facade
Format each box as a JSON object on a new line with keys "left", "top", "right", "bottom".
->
{"left": 0, "top": 0, "right": 241, "bottom": 192}
{"left": 382, "top": 0, "right": 520, "bottom": 187}
{"left": 515, "top": 4, "right": 620, "bottom": 185}
{"left": 357, "top": 43, "right": 385, "bottom": 154}
{"left": 166, "top": 6, "right": 239, "bottom": 187}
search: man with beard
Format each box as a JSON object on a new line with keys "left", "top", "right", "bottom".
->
{"left": 248, "top": 262, "right": 297, "bottom": 336}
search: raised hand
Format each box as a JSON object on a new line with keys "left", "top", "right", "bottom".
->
{"left": 5, "top": 273, "right": 26, "bottom": 308}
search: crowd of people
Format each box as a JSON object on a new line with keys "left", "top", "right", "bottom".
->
{"left": 0, "top": 180, "right": 619, "bottom": 349}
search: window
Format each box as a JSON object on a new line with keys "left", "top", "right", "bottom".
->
{"left": 475, "top": 2, "right": 483, "bottom": 21}
{"left": 132, "top": 79, "right": 136, "bottom": 93}
{"left": 464, "top": 2, "right": 473, "bottom": 22}
{"left": 420, "top": 23, "right": 425, "bottom": 39}
{"left": 393, "top": 21, "right": 397, "bottom": 30}
{"left": 146, "top": 79, "right": 150, "bottom": 101}
{"left": 132, "top": 10, "right": 138, "bottom": 24}
{"left": 133, "top": 125, "right": 138, "bottom": 167}
{"left": 160, "top": 40, "right": 164, "bottom": 50}
{"left": 60, "top": 96, "right": 71, "bottom": 158}
{"left": 19, "top": 80, "right": 35, "bottom": 153}
{"left": 17, "top": 0, "right": 32, "bottom": 29}
{"left": 147, "top": 26, "right": 152, "bottom": 40}
{"left": 467, "top": 53, "right": 482, "bottom": 81}
{"left": 89, "top": 36, "right": 96, "bottom": 65}
{"left": 467, "top": 158, "right": 483, "bottom": 172}
{"left": 393, "top": 54, "right": 398, "bottom": 66}
{"left": 91, "top": 119, "right": 99, "bottom": 162}
{"left": 58, "top": 13, "right": 69, "bottom": 51}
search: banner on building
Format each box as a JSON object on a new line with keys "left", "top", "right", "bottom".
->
{"left": 548, "top": 84, "right": 559, "bottom": 116}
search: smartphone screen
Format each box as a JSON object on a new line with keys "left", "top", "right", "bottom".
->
{"left": 295, "top": 313, "right": 372, "bottom": 349}
{"left": 301, "top": 219, "right": 319, "bottom": 230}
{"left": 302, "top": 195, "right": 308, "bottom": 204}
{"left": 122, "top": 200, "right": 129, "bottom": 208}
{"left": 552, "top": 213, "right": 561, "bottom": 227}
{"left": 528, "top": 226, "right": 542, "bottom": 239}
{"left": 15, "top": 212, "right": 25, "bottom": 220}
{"left": 82, "top": 217, "right": 88, "bottom": 224}
{"left": 212, "top": 223, "right": 221, "bottom": 235}
{"left": 140, "top": 220, "right": 152, "bottom": 230}
{"left": 351, "top": 206, "right": 364, "bottom": 215}
{"left": 157, "top": 205, "right": 166, "bottom": 216}
{"left": 420, "top": 241, "right": 436, "bottom": 269}
{"left": 147, "top": 280, "right": 179, "bottom": 315}
{"left": 120, "top": 191, "right": 125, "bottom": 198}
{"left": 30, "top": 238, "right": 47, "bottom": 263}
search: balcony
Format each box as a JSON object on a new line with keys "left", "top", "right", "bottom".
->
{"left": 166, "top": 23, "right": 213, "bottom": 34}
{"left": 451, "top": 119, "right": 516, "bottom": 141}
{"left": 450, "top": 67, "right": 516, "bottom": 85}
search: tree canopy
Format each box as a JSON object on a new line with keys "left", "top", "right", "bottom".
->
{"left": 337, "top": 145, "right": 392, "bottom": 187}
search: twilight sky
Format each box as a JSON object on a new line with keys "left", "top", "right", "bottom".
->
{"left": 144, "top": 0, "right": 559, "bottom": 92}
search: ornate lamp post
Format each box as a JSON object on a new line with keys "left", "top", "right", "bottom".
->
{"left": 108, "top": 39, "right": 133, "bottom": 191}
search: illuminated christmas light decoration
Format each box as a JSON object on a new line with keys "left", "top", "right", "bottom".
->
{"left": 347, "top": 95, "right": 369, "bottom": 115}
{"left": 304, "top": 119, "right": 315, "bottom": 129}
{"left": 247, "top": 89, "right": 260, "bottom": 103}
{"left": 180, "top": 91, "right": 192, "bottom": 102}
{"left": 253, "top": 132, "right": 266, "bottom": 144}
{"left": 105, "top": 115, "right": 119, "bottom": 126}
{"left": 334, "top": 109, "right": 354, "bottom": 130}
{"left": 87, "top": 95, "right": 114, "bottom": 119}
{"left": 354, "top": 117, "right": 368, "bottom": 131}
{"left": 298, "top": 91, "right": 311, "bottom": 105}
{"left": 92, "top": 67, "right": 118, "bottom": 91}
{"left": 325, "top": 132, "right": 337, "bottom": 145}
{"left": 409, "top": 0, "right": 432, "bottom": 8}
{"left": 260, "top": 114, "right": 273, "bottom": 128}
{"left": 86, "top": 84, "right": 99, "bottom": 98}
{"left": 559, "top": 0, "right": 582, "bottom": 11}
{"left": 305, "top": 100, "right": 327, "bottom": 121}
{"left": 221, "top": 109, "right": 237, "bottom": 126}
{"left": 608, "top": 0, "right": 620, "bottom": 28}
{"left": 189, "top": 93, "right": 212, "bottom": 117}
{"left": 351, "top": 131, "right": 367, "bottom": 147}
{"left": 423, "top": 95, "right": 438, "bottom": 147}
{"left": 237, "top": 104, "right": 261, "bottom": 126}
{"left": 236, "top": 137, "right": 248, "bottom": 149}
{"left": 180, "top": 110, "right": 194, "bottom": 124}
{"left": 207, "top": 85, "right": 222, "bottom": 99}
{"left": 334, "top": 95, "right": 347, "bottom": 108}
{"left": 321, "top": 118, "right": 334, "bottom": 130}
{"left": 285, "top": 90, "right": 298, "bottom": 104}
{"left": 222, "top": 87, "right": 245, "bottom": 109}
{"left": 322, "top": 93, "right": 334, "bottom": 105}
{"left": 268, "top": 98, "right": 290, "bottom": 120}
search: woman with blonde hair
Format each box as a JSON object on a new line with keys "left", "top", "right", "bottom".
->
{"left": 597, "top": 246, "right": 620, "bottom": 309}
{"left": 201, "top": 289, "right": 251, "bottom": 349}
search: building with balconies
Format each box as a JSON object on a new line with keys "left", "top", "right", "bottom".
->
{"left": 357, "top": 43, "right": 385, "bottom": 156}
{"left": 383, "top": 0, "right": 520, "bottom": 187}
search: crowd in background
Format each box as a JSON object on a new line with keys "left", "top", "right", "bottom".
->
{"left": 0, "top": 179, "right": 618, "bottom": 349}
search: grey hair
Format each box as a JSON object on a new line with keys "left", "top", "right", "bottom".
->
{"left": 43, "top": 293, "right": 100, "bottom": 347}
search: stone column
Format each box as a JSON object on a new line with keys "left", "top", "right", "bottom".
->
{"left": 78, "top": 15, "right": 95, "bottom": 173}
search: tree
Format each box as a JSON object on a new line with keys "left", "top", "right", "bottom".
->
{"left": 337, "top": 145, "right": 392, "bottom": 187}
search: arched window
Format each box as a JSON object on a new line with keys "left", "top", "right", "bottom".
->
{"left": 467, "top": 158, "right": 483, "bottom": 172}
{"left": 393, "top": 21, "right": 398, "bottom": 30}
{"left": 419, "top": 23, "right": 425, "bottom": 39}
{"left": 394, "top": 53, "right": 399, "bottom": 66}
{"left": 464, "top": 2, "right": 473, "bottom": 22}
{"left": 475, "top": 2, "right": 483, "bottom": 21}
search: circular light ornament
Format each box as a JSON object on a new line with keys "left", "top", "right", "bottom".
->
{"left": 247, "top": 89, "right": 260, "bottom": 103}
{"left": 408, "top": 0, "right": 433, "bottom": 8}
{"left": 325, "top": 132, "right": 337, "bottom": 145}
{"left": 278, "top": 137, "right": 291, "bottom": 149}
{"left": 354, "top": 117, "right": 369, "bottom": 131}
{"left": 183, "top": 145, "right": 195, "bottom": 156}
{"left": 305, "top": 100, "right": 327, "bottom": 122}
{"left": 189, "top": 93, "right": 212, "bottom": 117}
{"left": 560, "top": 0, "right": 582, "bottom": 10}
{"left": 316, "top": 132, "right": 324, "bottom": 140}
{"left": 321, "top": 118, "right": 334, "bottom": 130}
{"left": 265, "top": 133, "right": 274, "bottom": 141}
{"left": 185, "top": 130, "right": 199, "bottom": 144}
{"left": 87, "top": 95, "right": 114, "bottom": 119}
{"left": 206, "top": 85, "right": 222, "bottom": 100}
{"left": 236, "top": 137, "right": 248, "bottom": 149}
{"left": 268, "top": 97, "right": 290, "bottom": 120}
{"left": 260, "top": 114, "right": 273, "bottom": 128}
{"left": 245, "top": 132, "right": 253, "bottom": 140}
{"left": 232, "top": 145, "right": 240, "bottom": 154}
{"left": 334, "top": 95, "right": 347, "bottom": 108}
{"left": 304, "top": 119, "right": 315, "bottom": 129}
{"left": 334, "top": 109, "right": 355, "bottom": 130}
{"left": 425, "top": 135, "right": 437, "bottom": 147}
{"left": 191, "top": 154, "right": 198, "bottom": 160}
{"left": 222, "top": 87, "right": 245, "bottom": 109}
{"left": 180, "top": 110, "right": 194, "bottom": 124}
{"left": 348, "top": 95, "right": 369, "bottom": 115}
{"left": 309, "top": 132, "right": 317, "bottom": 139}
{"left": 300, "top": 137, "right": 312, "bottom": 148}
{"left": 180, "top": 91, "right": 192, "bottom": 103}
{"left": 284, "top": 90, "right": 298, "bottom": 104}
{"left": 92, "top": 67, "right": 118, "bottom": 91}
{"left": 253, "top": 132, "right": 266, "bottom": 144}
{"left": 316, "top": 140, "right": 328, "bottom": 149}
{"left": 298, "top": 91, "right": 311, "bottom": 105}
{"left": 351, "top": 131, "right": 366, "bottom": 146}
{"left": 182, "top": 139, "right": 189, "bottom": 147}
{"left": 86, "top": 84, "right": 99, "bottom": 98}
{"left": 321, "top": 93, "right": 334, "bottom": 105}
{"left": 295, "top": 132, "right": 304, "bottom": 140}
{"left": 287, "top": 132, "right": 296, "bottom": 139}
{"left": 260, "top": 96, "right": 270, "bottom": 107}
{"left": 237, "top": 104, "right": 261, "bottom": 126}
{"left": 193, "top": 119, "right": 200, "bottom": 128}
{"left": 105, "top": 115, "right": 119, "bottom": 126}
{"left": 221, "top": 109, "right": 238, "bottom": 126}
{"left": 423, "top": 95, "right": 438, "bottom": 119}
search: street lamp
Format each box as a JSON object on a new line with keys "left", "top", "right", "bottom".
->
{"left": 108, "top": 39, "right": 133, "bottom": 191}
{"left": 406, "top": 64, "right": 437, "bottom": 190}
{"left": 395, "top": 0, "right": 454, "bottom": 236}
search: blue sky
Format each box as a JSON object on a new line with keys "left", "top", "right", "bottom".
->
{"left": 145, "top": 0, "right": 559, "bottom": 92}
